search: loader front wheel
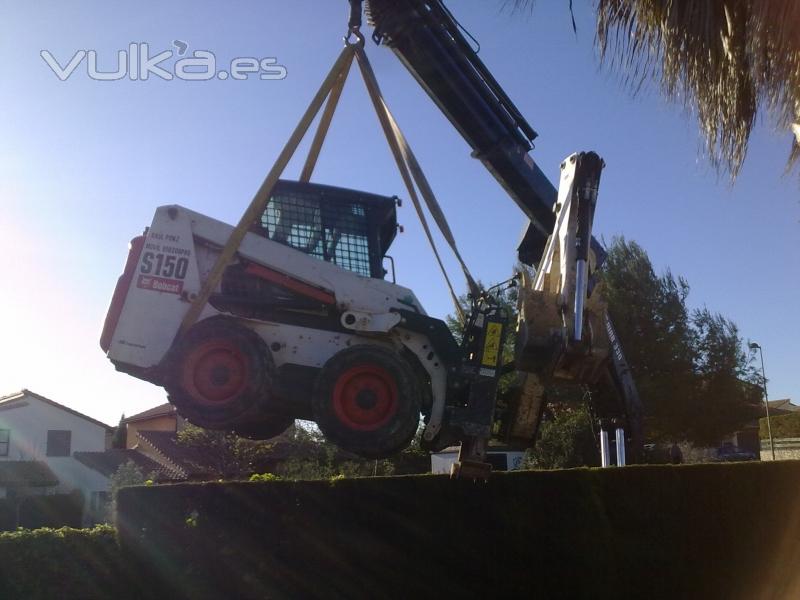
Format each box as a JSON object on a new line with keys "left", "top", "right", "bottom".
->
{"left": 312, "top": 345, "right": 421, "bottom": 458}
{"left": 165, "top": 317, "right": 276, "bottom": 430}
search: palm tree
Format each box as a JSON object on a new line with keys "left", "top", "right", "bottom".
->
{"left": 517, "top": 1, "right": 800, "bottom": 178}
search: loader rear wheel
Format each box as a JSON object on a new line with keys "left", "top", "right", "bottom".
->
{"left": 165, "top": 317, "right": 276, "bottom": 430}
{"left": 312, "top": 345, "right": 421, "bottom": 458}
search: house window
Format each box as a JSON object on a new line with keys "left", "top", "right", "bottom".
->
{"left": 46, "top": 430, "right": 71, "bottom": 457}
{"left": 0, "top": 430, "right": 8, "bottom": 456}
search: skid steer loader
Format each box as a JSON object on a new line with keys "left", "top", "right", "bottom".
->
{"left": 101, "top": 179, "right": 513, "bottom": 458}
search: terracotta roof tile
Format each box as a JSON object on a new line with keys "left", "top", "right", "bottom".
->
{"left": 136, "top": 430, "right": 212, "bottom": 478}
{"left": 768, "top": 399, "right": 799, "bottom": 414}
{"left": 123, "top": 403, "right": 177, "bottom": 424}
{"left": 74, "top": 449, "right": 181, "bottom": 481}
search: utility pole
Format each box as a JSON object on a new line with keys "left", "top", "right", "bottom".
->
{"left": 749, "top": 342, "right": 776, "bottom": 461}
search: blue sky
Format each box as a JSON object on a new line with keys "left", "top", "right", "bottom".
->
{"left": 1, "top": 1, "right": 797, "bottom": 425}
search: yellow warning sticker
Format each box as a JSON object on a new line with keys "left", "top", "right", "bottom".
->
{"left": 481, "top": 322, "right": 502, "bottom": 367}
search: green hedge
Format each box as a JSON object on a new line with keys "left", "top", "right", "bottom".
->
{"left": 18, "top": 491, "right": 84, "bottom": 530}
{"left": 117, "top": 462, "right": 800, "bottom": 600}
{"left": 761, "top": 412, "right": 800, "bottom": 438}
{"left": 0, "top": 492, "right": 84, "bottom": 532}
{"left": 0, "top": 499, "right": 16, "bottom": 530}
{"left": 0, "top": 526, "right": 154, "bottom": 600}
{"left": 4, "top": 464, "right": 800, "bottom": 599}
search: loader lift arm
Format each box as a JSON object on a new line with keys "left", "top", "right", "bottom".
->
{"left": 363, "top": 0, "right": 643, "bottom": 463}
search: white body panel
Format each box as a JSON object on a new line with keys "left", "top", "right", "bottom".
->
{"left": 107, "top": 205, "right": 426, "bottom": 370}
{"left": 104, "top": 205, "right": 448, "bottom": 433}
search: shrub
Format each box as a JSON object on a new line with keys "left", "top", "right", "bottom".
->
{"left": 18, "top": 491, "right": 83, "bottom": 530}
{"left": 248, "top": 472, "right": 281, "bottom": 482}
{"left": 0, "top": 526, "right": 145, "bottom": 599}
{"left": 524, "top": 403, "right": 598, "bottom": 469}
{"left": 761, "top": 412, "right": 800, "bottom": 439}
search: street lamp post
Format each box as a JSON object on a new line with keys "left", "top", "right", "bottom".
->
{"left": 749, "top": 342, "right": 776, "bottom": 461}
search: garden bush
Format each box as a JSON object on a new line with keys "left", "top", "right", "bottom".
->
{"left": 18, "top": 490, "right": 83, "bottom": 529}
{"left": 0, "top": 526, "right": 146, "bottom": 599}
{"left": 761, "top": 412, "right": 800, "bottom": 438}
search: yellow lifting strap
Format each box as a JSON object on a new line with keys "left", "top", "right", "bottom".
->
{"left": 180, "top": 41, "right": 477, "bottom": 334}
{"left": 354, "top": 47, "right": 480, "bottom": 319}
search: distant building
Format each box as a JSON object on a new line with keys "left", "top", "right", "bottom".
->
{"left": 430, "top": 446, "right": 525, "bottom": 474}
{"left": 132, "top": 429, "right": 214, "bottom": 480}
{"left": 766, "top": 399, "right": 799, "bottom": 416}
{"left": 716, "top": 399, "right": 798, "bottom": 461}
{"left": 760, "top": 399, "right": 800, "bottom": 461}
{"left": 118, "top": 403, "right": 215, "bottom": 479}
{"left": 123, "top": 403, "right": 184, "bottom": 449}
{"left": 0, "top": 389, "right": 113, "bottom": 524}
{"left": 73, "top": 449, "right": 178, "bottom": 522}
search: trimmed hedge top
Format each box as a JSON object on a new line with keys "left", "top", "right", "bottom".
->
{"left": 4, "top": 463, "right": 800, "bottom": 599}
{"left": 117, "top": 462, "right": 800, "bottom": 600}
{"left": 0, "top": 526, "right": 136, "bottom": 600}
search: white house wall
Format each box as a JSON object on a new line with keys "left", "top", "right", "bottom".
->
{"left": 0, "top": 393, "right": 111, "bottom": 523}
{"left": 0, "top": 395, "right": 108, "bottom": 462}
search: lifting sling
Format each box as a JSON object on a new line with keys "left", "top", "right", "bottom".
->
{"left": 180, "top": 30, "right": 478, "bottom": 334}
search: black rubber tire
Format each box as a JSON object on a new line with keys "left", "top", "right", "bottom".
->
{"left": 234, "top": 411, "right": 295, "bottom": 441}
{"left": 164, "top": 316, "right": 278, "bottom": 430}
{"left": 312, "top": 344, "right": 422, "bottom": 459}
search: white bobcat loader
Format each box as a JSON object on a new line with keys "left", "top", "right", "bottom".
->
{"left": 102, "top": 181, "right": 458, "bottom": 457}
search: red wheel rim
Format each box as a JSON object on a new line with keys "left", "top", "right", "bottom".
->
{"left": 332, "top": 364, "right": 398, "bottom": 431}
{"left": 181, "top": 339, "right": 249, "bottom": 407}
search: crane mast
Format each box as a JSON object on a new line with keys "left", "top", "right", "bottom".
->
{"left": 365, "top": 0, "right": 602, "bottom": 265}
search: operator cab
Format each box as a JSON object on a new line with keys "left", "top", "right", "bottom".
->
{"left": 257, "top": 180, "right": 398, "bottom": 279}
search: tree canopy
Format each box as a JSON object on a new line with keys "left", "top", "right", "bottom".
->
{"left": 176, "top": 422, "right": 430, "bottom": 480}
{"left": 601, "top": 236, "right": 761, "bottom": 444}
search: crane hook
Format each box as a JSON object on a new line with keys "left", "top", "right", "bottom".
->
{"left": 344, "top": 0, "right": 365, "bottom": 47}
{"left": 344, "top": 26, "right": 365, "bottom": 47}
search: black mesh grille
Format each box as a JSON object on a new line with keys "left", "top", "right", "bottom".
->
{"left": 259, "top": 182, "right": 394, "bottom": 278}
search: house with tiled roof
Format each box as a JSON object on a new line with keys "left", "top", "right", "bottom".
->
{"left": 133, "top": 429, "right": 215, "bottom": 480}
{"left": 767, "top": 399, "right": 799, "bottom": 415}
{"left": 121, "top": 402, "right": 305, "bottom": 480}
{"left": 73, "top": 448, "right": 185, "bottom": 521}
{"left": 123, "top": 403, "right": 185, "bottom": 449}
{"left": 118, "top": 403, "right": 213, "bottom": 479}
{"left": 0, "top": 389, "right": 113, "bottom": 525}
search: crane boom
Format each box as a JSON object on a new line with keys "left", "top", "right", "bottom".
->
{"left": 367, "top": 0, "right": 573, "bottom": 264}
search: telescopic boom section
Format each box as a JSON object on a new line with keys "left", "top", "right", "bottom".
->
{"left": 365, "top": 0, "right": 559, "bottom": 264}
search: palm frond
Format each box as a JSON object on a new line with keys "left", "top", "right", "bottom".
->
{"left": 596, "top": 0, "right": 800, "bottom": 178}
